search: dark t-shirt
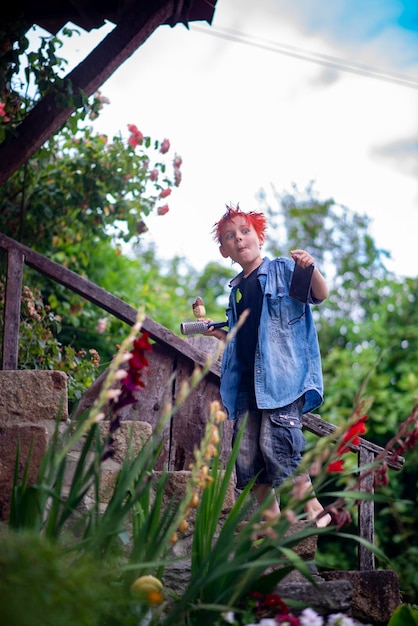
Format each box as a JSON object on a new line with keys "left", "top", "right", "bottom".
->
{"left": 236, "top": 268, "right": 263, "bottom": 391}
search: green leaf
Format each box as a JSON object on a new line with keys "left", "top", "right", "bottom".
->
{"left": 387, "top": 604, "right": 418, "bottom": 626}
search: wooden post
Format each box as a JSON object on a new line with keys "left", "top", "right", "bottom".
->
{"left": 358, "top": 446, "right": 375, "bottom": 570}
{"left": 1, "top": 247, "right": 24, "bottom": 369}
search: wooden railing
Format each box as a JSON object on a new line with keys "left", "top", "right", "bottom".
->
{"left": 0, "top": 231, "right": 404, "bottom": 571}
{"left": 0, "top": 232, "right": 219, "bottom": 377}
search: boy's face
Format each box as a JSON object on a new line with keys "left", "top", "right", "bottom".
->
{"left": 219, "top": 216, "right": 264, "bottom": 272}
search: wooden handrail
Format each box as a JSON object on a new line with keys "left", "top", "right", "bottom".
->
{"left": 0, "top": 232, "right": 220, "bottom": 377}
{"left": 0, "top": 231, "right": 405, "bottom": 571}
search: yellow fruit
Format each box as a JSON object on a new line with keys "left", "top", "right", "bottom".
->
{"left": 131, "top": 575, "right": 163, "bottom": 596}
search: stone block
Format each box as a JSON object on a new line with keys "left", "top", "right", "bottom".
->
{"left": 321, "top": 569, "right": 401, "bottom": 625}
{"left": 60, "top": 421, "right": 153, "bottom": 504}
{"left": 277, "top": 580, "right": 353, "bottom": 616}
{"left": 0, "top": 370, "right": 68, "bottom": 424}
{"left": 162, "top": 562, "right": 353, "bottom": 620}
{"left": 283, "top": 520, "right": 318, "bottom": 560}
{"left": 0, "top": 422, "right": 48, "bottom": 521}
{"left": 100, "top": 420, "right": 153, "bottom": 464}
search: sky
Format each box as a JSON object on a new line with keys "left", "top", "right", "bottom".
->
{"left": 35, "top": 0, "right": 418, "bottom": 277}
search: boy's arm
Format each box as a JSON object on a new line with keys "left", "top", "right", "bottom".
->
{"left": 311, "top": 267, "right": 329, "bottom": 300}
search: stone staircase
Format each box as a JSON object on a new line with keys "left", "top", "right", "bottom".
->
{"left": 0, "top": 370, "right": 402, "bottom": 625}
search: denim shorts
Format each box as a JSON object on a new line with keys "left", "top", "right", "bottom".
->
{"left": 232, "top": 392, "right": 307, "bottom": 489}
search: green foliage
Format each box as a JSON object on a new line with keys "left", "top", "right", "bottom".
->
{"left": 0, "top": 281, "right": 100, "bottom": 404}
{"left": 0, "top": 122, "right": 180, "bottom": 267}
{"left": 0, "top": 25, "right": 96, "bottom": 143}
{"left": 387, "top": 604, "right": 418, "bottom": 626}
{"left": 0, "top": 531, "right": 141, "bottom": 626}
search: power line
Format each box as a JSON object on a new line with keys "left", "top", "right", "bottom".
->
{"left": 191, "top": 24, "right": 418, "bottom": 90}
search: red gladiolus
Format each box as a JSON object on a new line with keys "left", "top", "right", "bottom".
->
{"left": 374, "top": 461, "right": 389, "bottom": 487}
{"left": 157, "top": 204, "right": 169, "bottom": 216}
{"left": 150, "top": 168, "right": 159, "bottom": 181}
{"left": 159, "top": 188, "right": 172, "bottom": 198}
{"left": 102, "top": 331, "right": 152, "bottom": 460}
{"left": 173, "top": 155, "right": 182, "bottom": 168}
{"left": 160, "top": 138, "right": 170, "bottom": 154}
{"left": 327, "top": 459, "right": 345, "bottom": 473}
{"left": 337, "top": 416, "right": 368, "bottom": 456}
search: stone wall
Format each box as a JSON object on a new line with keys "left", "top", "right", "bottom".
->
{"left": 0, "top": 370, "right": 68, "bottom": 520}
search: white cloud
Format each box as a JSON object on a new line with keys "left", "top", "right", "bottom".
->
{"left": 30, "top": 0, "right": 418, "bottom": 277}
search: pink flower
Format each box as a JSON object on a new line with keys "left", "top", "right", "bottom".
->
{"left": 300, "top": 607, "right": 324, "bottom": 626}
{"left": 160, "top": 138, "right": 170, "bottom": 154}
{"left": 159, "top": 188, "right": 172, "bottom": 198}
{"left": 128, "top": 123, "right": 143, "bottom": 148}
{"left": 173, "top": 154, "right": 182, "bottom": 168}
{"left": 174, "top": 169, "right": 182, "bottom": 186}
{"left": 0, "top": 103, "right": 10, "bottom": 122}
{"left": 150, "top": 168, "right": 159, "bottom": 181}
{"left": 127, "top": 123, "right": 140, "bottom": 134}
{"left": 157, "top": 204, "right": 169, "bottom": 216}
{"left": 96, "top": 317, "right": 108, "bottom": 334}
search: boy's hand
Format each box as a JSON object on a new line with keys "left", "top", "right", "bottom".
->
{"left": 291, "top": 249, "right": 315, "bottom": 268}
{"left": 291, "top": 250, "right": 329, "bottom": 300}
{"left": 202, "top": 318, "right": 227, "bottom": 342}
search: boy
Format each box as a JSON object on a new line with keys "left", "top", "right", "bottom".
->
{"left": 204, "top": 204, "right": 331, "bottom": 527}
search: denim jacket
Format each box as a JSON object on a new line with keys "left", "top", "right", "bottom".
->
{"left": 220, "top": 256, "right": 324, "bottom": 419}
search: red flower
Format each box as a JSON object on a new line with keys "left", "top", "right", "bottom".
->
{"left": 173, "top": 154, "right": 182, "bottom": 168}
{"left": 160, "top": 138, "right": 170, "bottom": 154}
{"left": 337, "top": 416, "right": 368, "bottom": 455}
{"left": 159, "top": 188, "right": 172, "bottom": 199}
{"left": 327, "top": 459, "right": 345, "bottom": 473}
{"left": 157, "top": 204, "right": 169, "bottom": 216}
{"left": 102, "top": 331, "right": 152, "bottom": 460}
{"left": 374, "top": 461, "right": 389, "bottom": 487}
{"left": 263, "top": 594, "right": 288, "bottom": 613}
{"left": 150, "top": 168, "right": 159, "bottom": 181}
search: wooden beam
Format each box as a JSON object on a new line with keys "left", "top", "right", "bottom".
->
{"left": 1, "top": 247, "right": 25, "bottom": 369}
{"left": 0, "top": 0, "right": 176, "bottom": 186}
{"left": 358, "top": 446, "right": 375, "bottom": 570}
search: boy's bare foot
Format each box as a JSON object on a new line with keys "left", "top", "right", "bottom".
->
{"left": 315, "top": 512, "right": 332, "bottom": 528}
{"left": 305, "top": 497, "right": 332, "bottom": 528}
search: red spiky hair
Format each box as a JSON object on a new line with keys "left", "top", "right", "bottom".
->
{"left": 212, "top": 203, "right": 267, "bottom": 244}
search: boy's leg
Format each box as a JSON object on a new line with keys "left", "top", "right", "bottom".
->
{"left": 252, "top": 484, "right": 280, "bottom": 516}
{"left": 296, "top": 476, "right": 332, "bottom": 527}
{"left": 258, "top": 399, "right": 331, "bottom": 528}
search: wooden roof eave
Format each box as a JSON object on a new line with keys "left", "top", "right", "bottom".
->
{"left": 0, "top": 0, "right": 182, "bottom": 187}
